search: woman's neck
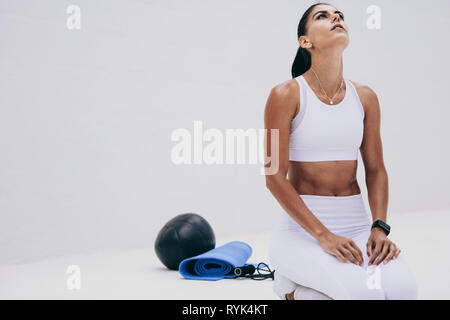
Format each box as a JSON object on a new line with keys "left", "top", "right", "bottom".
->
{"left": 306, "top": 52, "right": 344, "bottom": 93}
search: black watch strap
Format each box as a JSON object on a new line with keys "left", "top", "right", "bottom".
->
{"left": 371, "top": 219, "right": 391, "bottom": 236}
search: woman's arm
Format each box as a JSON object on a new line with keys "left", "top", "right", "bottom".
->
{"left": 356, "top": 82, "right": 388, "bottom": 225}
{"left": 356, "top": 81, "right": 401, "bottom": 265}
{"left": 264, "top": 80, "right": 329, "bottom": 240}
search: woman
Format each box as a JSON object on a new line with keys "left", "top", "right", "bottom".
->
{"left": 264, "top": 3, "right": 418, "bottom": 300}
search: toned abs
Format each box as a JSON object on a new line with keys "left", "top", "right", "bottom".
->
{"left": 288, "top": 160, "right": 361, "bottom": 196}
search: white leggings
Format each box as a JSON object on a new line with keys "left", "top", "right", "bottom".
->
{"left": 269, "top": 194, "right": 418, "bottom": 300}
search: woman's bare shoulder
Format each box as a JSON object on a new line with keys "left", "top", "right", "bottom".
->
{"left": 348, "top": 80, "right": 380, "bottom": 113}
{"left": 265, "top": 78, "right": 300, "bottom": 118}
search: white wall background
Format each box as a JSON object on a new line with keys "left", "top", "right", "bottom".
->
{"left": 1, "top": 0, "right": 449, "bottom": 265}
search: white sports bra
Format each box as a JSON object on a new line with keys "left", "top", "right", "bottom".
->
{"left": 289, "top": 75, "right": 365, "bottom": 162}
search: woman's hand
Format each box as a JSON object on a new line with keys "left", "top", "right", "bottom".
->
{"left": 317, "top": 231, "right": 364, "bottom": 266}
{"left": 366, "top": 228, "right": 401, "bottom": 266}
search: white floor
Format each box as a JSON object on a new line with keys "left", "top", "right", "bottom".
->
{"left": 1, "top": 209, "right": 449, "bottom": 300}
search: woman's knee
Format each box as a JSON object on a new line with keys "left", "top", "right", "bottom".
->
{"left": 294, "top": 285, "right": 333, "bottom": 300}
{"left": 345, "top": 286, "right": 385, "bottom": 300}
{"left": 383, "top": 272, "right": 418, "bottom": 300}
{"left": 337, "top": 276, "right": 385, "bottom": 300}
{"left": 333, "top": 270, "right": 385, "bottom": 300}
{"left": 380, "top": 258, "right": 419, "bottom": 300}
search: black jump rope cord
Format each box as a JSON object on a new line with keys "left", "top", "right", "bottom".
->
{"left": 233, "top": 262, "right": 275, "bottom": 280}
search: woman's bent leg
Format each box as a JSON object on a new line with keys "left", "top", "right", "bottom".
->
{"left": 352, "top": 230, "right": 419, "bottom": 300}
{"left": 269, "top": 228, "right": 385, "bottom": 300}
{"left": 269, "top": 193, "right": 418, "bottom": 300}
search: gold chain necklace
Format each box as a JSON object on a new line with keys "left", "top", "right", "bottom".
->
{"left": 310, "top": 67, "right": 344, "bottom": 105}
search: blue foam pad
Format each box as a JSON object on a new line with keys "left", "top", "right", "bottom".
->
{"left": 178, "top": 241, "right": 253, "bottom": 280}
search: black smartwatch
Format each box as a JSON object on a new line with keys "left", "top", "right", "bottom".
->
{"left": 371, "top": 219, "right": 391, "bottom": 236}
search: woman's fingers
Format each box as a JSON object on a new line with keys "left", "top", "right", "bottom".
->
{"left": 372, "top": 240, "right": 390, "bottom": 265}
{"left": 382, "top": 243, "right": 396, "bottom": 264}
{"left": 348, "top": 241, "right": 364, "bottom": 265}
{"left": 334, "top": 250, "right": 349, "bottom": 263}
{"left": 344, "top": 242, "right": 363, "bottom": 266}
{"left": 339, "top": 247, "right": 359, "bottom": 265}
{"left": 394, "top": 248, "right": 401, "bottom": 259}
{"left": 368, "top": 241, "right": 382, "bottom": 265}
{"left": 366, "top": 239, "right": 373, "bottom": 257}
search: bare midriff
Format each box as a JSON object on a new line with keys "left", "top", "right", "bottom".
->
{"left": 288, "top": 160, "right": 361, "bottom": 196}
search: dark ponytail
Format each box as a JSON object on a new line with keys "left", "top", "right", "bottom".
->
{"left": 291, "top": 2, "right": 332, "bottom": 78}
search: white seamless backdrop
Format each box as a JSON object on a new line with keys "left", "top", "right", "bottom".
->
{"left": 0, "top": 0, "right": 449, "bottom": 265}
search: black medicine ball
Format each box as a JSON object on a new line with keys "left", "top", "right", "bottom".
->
{"left": 154, "top": 213, "right": 215, "bottom": 270}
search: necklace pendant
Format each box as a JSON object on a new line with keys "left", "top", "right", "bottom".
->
{"left": 330, "top": 100, "right": 333, "bottom": 105}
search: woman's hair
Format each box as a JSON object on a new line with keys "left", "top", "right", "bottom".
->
{"left": 291, "top": 2, "right": 332, "bottom": 78}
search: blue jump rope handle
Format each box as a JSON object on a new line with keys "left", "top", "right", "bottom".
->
{"left": 233, "top": 264, "right": 256, "bottom": 277}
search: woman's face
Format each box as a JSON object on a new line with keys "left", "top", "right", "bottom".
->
{"left": 301, "top": 4, "right": 349, "bottom": 52}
